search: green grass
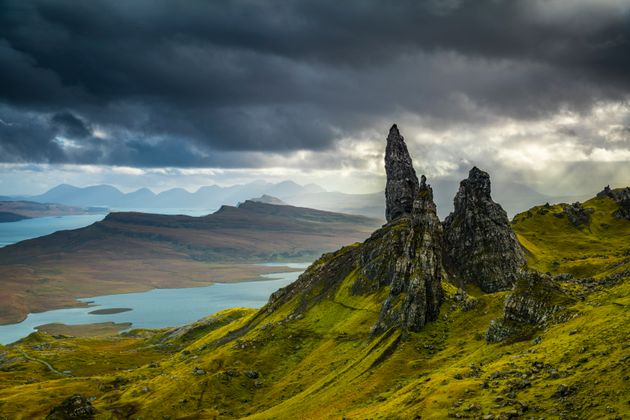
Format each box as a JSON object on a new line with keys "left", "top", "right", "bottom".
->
{"left": 0, "top": 194, "right": 628, "bottom": 418}
{"left": 512, "top": 195, "right": 630, "bottom": 278}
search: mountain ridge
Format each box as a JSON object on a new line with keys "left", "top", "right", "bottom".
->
{"left": 9, "top": 179, "right": 595, "bottom": 220}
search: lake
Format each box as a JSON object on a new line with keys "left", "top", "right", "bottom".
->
{"left": 0, "top": 214, "right": 106, "bottom": 247}
{"left": 0, "top": 263, "right": 309, "bottom": 345}
{"left": 0, "top": 208, "right": 216, "bottom": 247}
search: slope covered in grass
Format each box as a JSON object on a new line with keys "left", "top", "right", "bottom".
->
{"left": 1, "top": 190, "right": 628, "bottom": 418}
{"left": 512, "top": 192, "right": 630, "bottom": 279}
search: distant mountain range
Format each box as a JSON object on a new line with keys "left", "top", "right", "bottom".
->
{"left": 7, "top": 179, "right": 592, "bottom": 219}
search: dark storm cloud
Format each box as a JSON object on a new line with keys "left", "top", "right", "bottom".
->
{"left": 51, "top": 112, "right": 91, "bottom": 138}
{"left": 0, "top": 0, "right": 629, "bottom": 166}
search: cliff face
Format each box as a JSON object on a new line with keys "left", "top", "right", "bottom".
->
{"left": 443, "top": 167, "right": 526, "bottom": 292}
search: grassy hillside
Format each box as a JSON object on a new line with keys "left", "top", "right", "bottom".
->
{"left": 0, "top": 193, "right": 628, "bottom": 418}
{"left": 0, "top": 201, "right": 380, "bottom": 325}
{"left": 512, "top": 193, "right": 630, "bottom": 279}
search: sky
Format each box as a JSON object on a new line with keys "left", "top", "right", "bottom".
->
{"left": 1, "top": 0, "right": 629, "bottom": 196}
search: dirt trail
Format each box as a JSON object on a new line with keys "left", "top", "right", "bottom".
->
{"left": 19, "top": 349, "right": 69, "bottom": 376}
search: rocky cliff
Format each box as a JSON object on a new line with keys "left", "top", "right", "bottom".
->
{"left": 443, "top": 167, "right": 526, "bottom": 292}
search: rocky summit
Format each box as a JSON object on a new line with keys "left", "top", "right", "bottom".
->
{"left": 384, "top": 124, "right": 419, "bottom": 222}
{"left": 443, "top": 167, "right": 526, "bottom": 292}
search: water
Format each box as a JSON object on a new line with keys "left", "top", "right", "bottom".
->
{"left": 0, "top": 214, "right": 106, "bottom": 247}
{"left": 0, "top": 263, "right": 309, "bottom": 345}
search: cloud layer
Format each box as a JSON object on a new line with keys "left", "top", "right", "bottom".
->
{"left": 0, "top": 0, "right": 629, "bottom": 194}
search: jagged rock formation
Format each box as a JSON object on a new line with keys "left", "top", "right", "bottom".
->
{"left": 597, "top": 185, "right": 630, "bottom": 220}
{"left": 385, "top": 124, "right": 419, "bottom": 222}
{"left": 443, "top": 167, "right": 526, "bottom": 292}
{"left": 268, "top": 126, "right": 443, "bottom": 334}
{"left": 562, "top": 202, "right": 593, "bottom": 227}
{"left": 486, "top": 272, "right": 576, "bottom": 342}
{"left": 363, "top": 175, "right": 443, "bottom": 334}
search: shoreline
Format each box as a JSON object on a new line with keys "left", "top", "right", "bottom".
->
{"left": 0, "top": 263, "right": 305, "bottom": 326}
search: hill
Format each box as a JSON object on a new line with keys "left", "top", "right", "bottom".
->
{"left": 0, "top": 211, "right": 30, "bottom": 222}
{"left": 0, "top": 201, "right": 380, "bottom": 325}
{"left": 512, "top": 188, "right": 630, "bottom": 279}
{"left": 0, "top": 126, "right": 627, "bottom": 419}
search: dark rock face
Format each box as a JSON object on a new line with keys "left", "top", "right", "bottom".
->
{"left": 597, "top": 185, "right": 630, "bottom": 220}
{"left": 46, "top": 394, "right": 96, "bottom": 419}
{"left": 562, "top": 202, "right": 593, "bottom": 227}
{"left": 364, "top": 176, "right": 443, "bottom": 334}
{"left": 486, "top": 272, "right": 575, "bottom": 343}
{"left": 443, "top": 167, "right": 526, "bottom": 292}
{"left": 385, "top": 124, "right": 419, "bottom": 222}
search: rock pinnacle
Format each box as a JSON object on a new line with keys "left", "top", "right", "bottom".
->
{"left": 385, "top": 124, "right": 419, "bottom": 222}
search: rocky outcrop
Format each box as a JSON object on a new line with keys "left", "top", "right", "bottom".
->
{"left": 486, "top": 272, "right": 576, "bottom": 343}
{"left": 597, "top": 185, "right": 630, "bottom": 220}
{"left": 385, "top": 124, "right": 419, "bottom": 222}
{"left": 46, "top": 394, "right": 96, "bottom": 419}
{"left": 363, "top": 175, "right": 443, "bottom": 334}
{"left": 562, "top": 202, "right": 593, "bottom": 227}
{"left": 443, "top": 167, "right": 526, "bottom": 292}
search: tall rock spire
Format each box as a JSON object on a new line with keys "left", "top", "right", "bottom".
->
{"left": 443, "top": 167, "right": 526, "bottom": 292}
{"left": 360, "top": 173, "right": 444, "bottom": 334}
{"left": 385, "top": 124, "right": 419, "bottom": 222}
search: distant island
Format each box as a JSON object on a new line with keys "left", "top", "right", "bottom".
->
{"left": 88, "top": 308, "right": 132, "bottom": 315}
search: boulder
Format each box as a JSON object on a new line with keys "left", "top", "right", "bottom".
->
{"left": 46, "top": 395, "right": 96, "bottom": 419}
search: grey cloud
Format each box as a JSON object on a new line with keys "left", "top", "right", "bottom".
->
{"left": 0, "top": 0, "right": 629, "bottom": 167}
